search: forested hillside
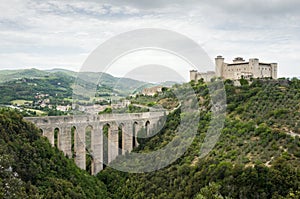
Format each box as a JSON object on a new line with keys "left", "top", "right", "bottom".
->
{"left": 0, "top": 74, "right": 74, "bottom": 104}
{"left": 0, "top": 109, "right": 109, "bottom": 198}
{"left": 98, "top": 78, "right": 300, "bottom": 199}
{"left": 0, "top": 69, "right": 155, "bottom": 105}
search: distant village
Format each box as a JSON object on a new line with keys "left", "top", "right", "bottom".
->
{"left": 8, "top": 84, "right": 165, "bottom": 116}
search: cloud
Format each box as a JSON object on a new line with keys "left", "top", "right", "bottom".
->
{"left": 0, "top": 0, "right": 299, "bottom": 78}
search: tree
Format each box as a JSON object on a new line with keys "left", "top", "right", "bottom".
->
{"left": 194, "top": 183, "right": 226, "bottom": 199}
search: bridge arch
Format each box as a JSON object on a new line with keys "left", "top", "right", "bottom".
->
{"left": 102, "top": 123, "right": 110, "bottom": 169}
{"left": 132, "top": 122, "right": 139, "bottom": 148}
{"left": 118, "top": 123, "right": 125, "bottom": 155}
{"left": 54, "top": 127, "right": 60, "bottom": 149}
{"left": 71, "top": 126, "right": 76, "bottom": 158}
{"left": 145, "top": 121, "right": 150, "bottom": 136}
{"left": 85, "top": 125, "right": 93, "bottom": 174}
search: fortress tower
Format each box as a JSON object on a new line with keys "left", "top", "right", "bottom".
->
{"left": 215, "top": 55, "right": 225, "bottom": 78}
{"left": 189, "top": 70, "right": 198, "bottom": 81}
{"left": 271, "top": 63, "right": 278, "bottom": 79}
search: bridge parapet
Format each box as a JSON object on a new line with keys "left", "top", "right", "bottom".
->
{"left": 25, "top": 111, "right": 166, "bottom": 126}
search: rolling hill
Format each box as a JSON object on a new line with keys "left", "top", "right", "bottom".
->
{"left": 0, "top": 68, "right": 158, "bottom": 104}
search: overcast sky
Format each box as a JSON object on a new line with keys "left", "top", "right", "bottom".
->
{"left": 0, "top": 0, "right": 300, "bottom": 81}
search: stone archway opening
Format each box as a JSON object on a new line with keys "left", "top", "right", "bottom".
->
{"left": 85, "top": 125, "right": 93, "bottom": 174}
{"left": 102, "top": 124, "right": 110, "bottom": 169}
{"left": 118, "top": 124, "right": 124, "bottom": 155}
{"left": 133, "top": 122, "right": 138, "bottom": 148}
{"left": 54, "top": 128, "right": 60, "bottom": 148}
{"left": 145, "top": 121, "right": 150, "bottom": 136}
{"left": 71, "top": 126, "right": 76, "bottom": 158}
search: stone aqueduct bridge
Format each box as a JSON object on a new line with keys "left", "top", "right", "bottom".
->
{"left": 25, "top": 111, "right": 166, "bottom": 175}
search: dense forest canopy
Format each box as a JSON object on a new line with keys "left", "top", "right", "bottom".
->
{"left": 0, "top": 109, "right": 109, "bottom": 198}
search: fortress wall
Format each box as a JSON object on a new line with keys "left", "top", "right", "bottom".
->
{"left": 259, "top": 65, "right": 272, "bottom": 78}
{"left": 223, "top": 63, "right": 250, "bottom": 80}
{"left": 202, "top": 72, "right": 215, "bottom": 82}
{"left": 222, "top": 64, "right": 229, "bottom": 79}
{"left": 192, "top": 71, "right": 216, "bottom": 83}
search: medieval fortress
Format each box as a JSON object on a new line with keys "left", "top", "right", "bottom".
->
{"left": 190, "top": 56, "right": 278, "bottom": 82}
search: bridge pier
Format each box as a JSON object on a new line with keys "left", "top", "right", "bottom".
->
{"left": 61, "top": 126, "right": 72, "bottom": 157}
{"left": 123, "top": 125, "right": 133, "bottom": 154}
{"left": 75, "top": 126, "right": 86, "bottom": 170}
{"left": 108, "top": 124, "right": 119, "bottom": 164}
{"left": 42, "top": 126, "right": 55, "bottom": 146}
{"left": 91, "top": 125, "right": 103, "bottom": 175}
